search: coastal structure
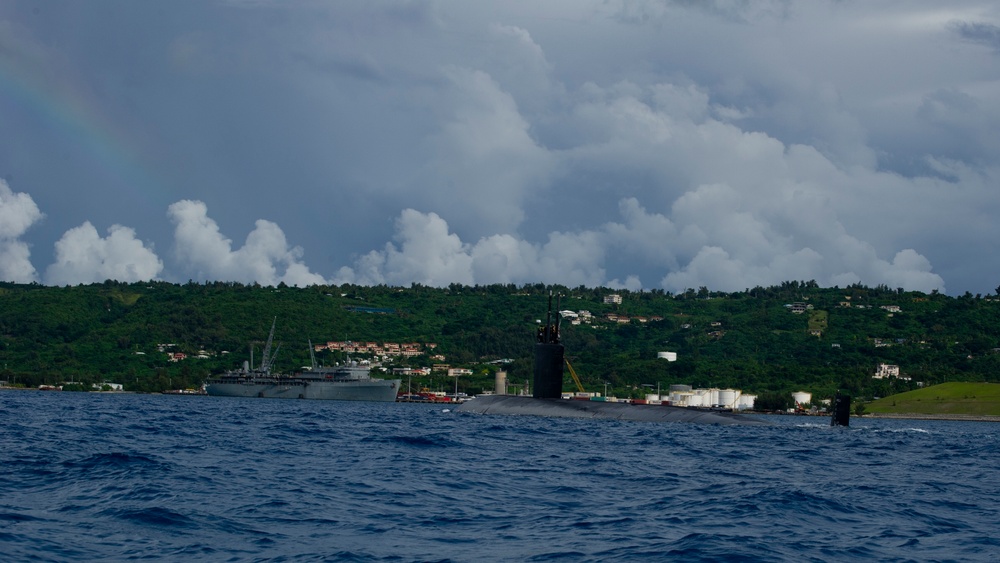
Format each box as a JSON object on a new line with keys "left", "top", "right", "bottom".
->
{"left": 664, "top": 387, "right": 756, "bottom": 410}
{"left": 873, "top": 363, "right": 910, "bottom": 380}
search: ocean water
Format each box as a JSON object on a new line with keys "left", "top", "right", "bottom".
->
{"left": 1, "top": 391, "right": 998, "bottom": 562}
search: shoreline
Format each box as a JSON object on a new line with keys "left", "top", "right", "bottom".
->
{"left": 755, "top": 410, "right": 1000, "bottom": 422}
{"left": 5, "top": 387, "right": 1000, "bottom": 421}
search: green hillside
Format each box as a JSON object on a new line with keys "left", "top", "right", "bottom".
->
{"left": 866, "top": 383, "right": 1000, "bottom": 416}
{"left": 2, "top": 280, "right": 1000, "bottom": 402}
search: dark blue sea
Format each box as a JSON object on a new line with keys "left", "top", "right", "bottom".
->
{"left": 2, "top": 391, "right": 998, "bottom": 562}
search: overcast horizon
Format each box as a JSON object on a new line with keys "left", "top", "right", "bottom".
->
{"left": 2, "top": 1, "right": 999, "bottom": 295}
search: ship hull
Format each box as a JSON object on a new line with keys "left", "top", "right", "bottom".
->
{"left": 205, "top": 379, "right": 400, "bottom": 402}
{"left": 456, "top": 395, "right": 767, "bottom": 425}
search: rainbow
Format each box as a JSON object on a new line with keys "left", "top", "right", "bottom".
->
{"left": 0, "top": 48, "right": 170, "bottom": 207}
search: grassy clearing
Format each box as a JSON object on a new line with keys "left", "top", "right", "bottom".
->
{"left": 110, "top": 290, "right": 142, "bottom": 306}
{"left": 808, "top": 310, "right": 827, "bottom": 332}
{"left": 866, "top": 382, "right": 1000, "bottom": 416}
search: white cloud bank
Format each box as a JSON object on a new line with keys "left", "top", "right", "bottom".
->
{"left": 0, "top": 180, "right": 43, "bottom": 283}
{"left": 0, "top": 174, "right": 946, "bottom": 293}
{"left": 333, "top": 198, "right": 944, "bottom": 294}
{"left": 333, "top": 208, "right": 620, "bottom": 289}
{"left": 45, "top": 222, "right": 163, "bottom": 286}
{"left": 2, "top": 179, "right": 163, "bottom": 286}
{"left": 167, "top": 200, "right": 327, "bottom": 287}
{"left": 0, "top": 190, "right": 330, "bottom": 287}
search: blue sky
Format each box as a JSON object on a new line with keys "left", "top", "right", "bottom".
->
{"left": 1, "top": 1, "right": 999, "bottom": 294}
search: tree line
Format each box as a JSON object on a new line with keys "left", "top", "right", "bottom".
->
{"left": 2, "top": 279, "right": 999, "bottom": 402}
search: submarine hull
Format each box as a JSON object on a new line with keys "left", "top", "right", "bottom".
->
{"left": 456, "top": 395, "right": 768, "bottom": 425}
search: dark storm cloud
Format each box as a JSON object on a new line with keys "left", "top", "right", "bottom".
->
{"left": 951, "top": 20, "right": 1000, "bottom": 51}
{"left": 1, "top": 1, "right": 998, "bottom": 294}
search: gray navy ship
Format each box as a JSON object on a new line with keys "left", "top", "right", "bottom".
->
{"left": 204, "top": 320, "right": 401, "bottom": 402}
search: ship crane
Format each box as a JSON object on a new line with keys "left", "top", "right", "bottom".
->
{"left": 308, "top": 339, "right": 319, "bottom": 370}
{"left": 565, "top": 358, "right": 586, "bottom": 394}
{"left": 259, "top": 317, "right": 278, "bottom": 373}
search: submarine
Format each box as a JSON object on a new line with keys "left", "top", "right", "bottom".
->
{"left": 457, "top": 293, "right": 769, "bottom": 426}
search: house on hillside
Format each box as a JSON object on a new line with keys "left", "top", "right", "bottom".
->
{"left": 873, "top": 363, "right": 911, "bottom": 380}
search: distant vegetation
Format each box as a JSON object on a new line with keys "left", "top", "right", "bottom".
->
{"left": 866, "top": 383, "right": 1000, "bottom": 416}
{"left": 2, "top": 280, "right": 1000, "bottom": 406}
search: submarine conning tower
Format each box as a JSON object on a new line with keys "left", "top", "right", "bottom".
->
{"left": 831, "top": 392, "right": 851, "bottom": 427}
{"left": 533, "top": 292, "right": 565, "bottom": 399}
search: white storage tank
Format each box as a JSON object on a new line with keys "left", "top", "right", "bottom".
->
{"left": 792, "top": 391, "right": 812, "bottom": 405}
{"left": 688, "top": 393, "right": 705, "bottom": 407}
{"left": 706, "top": 388, "right": 720, "bottom": 407}
{"left": 670, "top": 391, "right": 693, "bottom": 406}
{"left": 718, "top": 389, "right": 739, "bottom": 408}
{"left": 737, "top": 394, "right": 756, "bottom": 410}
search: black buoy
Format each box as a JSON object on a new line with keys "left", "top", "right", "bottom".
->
{"left": 533, "top": 292, "right": 564, "bottom": 399}
{"left": 831, "top": 392, "right": 851, "bottom": 427}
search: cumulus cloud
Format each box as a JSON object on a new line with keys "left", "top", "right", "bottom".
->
{"left": 0, "top": 180, "right": 43, "bottom": 283}
{"left": 650, "top": 169, "right": 947, "bottom": 293}
{"left": 333, "top": 208, "right": 611, "bottom": 288}
{"left": 0, "top": 240, "right": 36, "bottom": 283}
{"left": 45, "top": 222, "right": 163, "bottom": 285}
{"left": 167, "top": 200, "right": 327, "bottom": 287}
{"left": 333, "top": 181, "right": 946, "bottom": 294}
{"left": 335, "top": 209, "right": 474, "bottom": 287}
{"left": 415, "top": 65, "right": 555, "bottom": 239}
{"left": 536, "top": 77, "right": 951, "bottom": 294}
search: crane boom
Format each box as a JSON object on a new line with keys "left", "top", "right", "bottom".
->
{"left": 565, "top": 359, "right": 585, "bottom": 393}
{"left": 260, "top": 317, "right": 277, "bottom": 372}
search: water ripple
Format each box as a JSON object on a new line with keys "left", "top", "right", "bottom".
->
{"left": 1, "top": 392, "right": 998, "bottom": 561}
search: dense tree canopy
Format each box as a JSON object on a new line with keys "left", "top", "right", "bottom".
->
{"left": 2, "top": 280, "right": 999, "bottom": 402}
